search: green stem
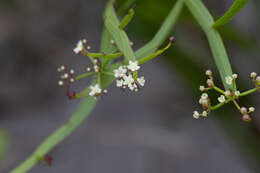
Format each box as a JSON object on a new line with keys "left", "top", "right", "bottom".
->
{"left": 75, "top": 72, "right": 97, "bottom": 80}
{"left": 213, "top": 0, "right": 248, "bottom": 28}
{"left": 213, "top": 86, "right": 225, "bottom": 95}
{"left": 232, "top": 99, "right": 241, "bottom": 111}
{"left": 138, "top": 42, "right": 172, "bottom": 65}
{"left": 118, "top": 7, "right": 135, "bottom": 30}
{"left": 240, "top": 87, "right": 259, "bottom": 97}
{"left": 210, "top": 99, "right": 232, "bottom": 111}
{"left": 86, "top": 52, "right": 123, "bottom": 59}
{"left": 102, "top": 71, "right": 114, "bottom": 76}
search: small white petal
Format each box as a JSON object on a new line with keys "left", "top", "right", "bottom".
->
{"left": 250, "top": 72, "right": 257, "bottom": 78}
{"left": 234, "top": 91, "right": 240, "bottom": 96}
{"left": 193, "top": 111, "right": 200, "bottom": 119}
{"left": 218, "top": 95, "right": 226, "bottom": 103}
{"left": 127, "top": 61, "right": 140, "bottom": 72}
{"left": 200, "top": 86, "right": 205, "bottom": 91}
{"left": 249, "top": 107, "right": 255, "bottom": 112}
{"left": 225, "top": 76, "right": 233, "bottom": 85}
{"left": 202, "top": 111, "right": 208, "bottom": 117}
{"left": 201, "top": 93, "right": 208, "bottom": 99}
{"left": 137, "top": 76, "right": 145, "bottom": 87}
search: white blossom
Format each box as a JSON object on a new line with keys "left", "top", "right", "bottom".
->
{"left": 205, "top": 70, "right": 212, "bottom": 76}
{"left": 58, "top": 81, "right": 64, "bottom": 86}
{"left": 137, "top": 76, "right": 145, "bottom": 86}
{"left": 207, "top": 79, "right": 214, "bottom": 87}
{"left": 225, "top": 76, "right": 233, "bottom": 85}
{"left": 201, "top": 93, "right": 208, "bottom": 99}
{"left": 193, "top": 111, "right": 200, "bottom": 119}
{"left": 129, "top": 84, "right": 137, "bottom": 91}
{"left": 200, "top": 86, "right": 205, "bottom": 91}
{"left": 224, "top": 90, "right": 231, "bottom": 97}
{"left": 123, "top": 75, "right": 134, "bottom": 87}
{"left": 234, "top": 91, "right": 240, "bottom": 97}
{"left": 73, "top": 40, "right": 84, "bottom": 54}
{"left": 218, "top": 95, "right": 226, "bottom": 103}
{"left": 241, "top": 107, "right": 247, "bottom": 114}
{"left": 114, "top": 66, "right": 127, "bottom": 78}
{"left": 127, "top": 61, "right": 140, "bottom": 72}
{"left": 89, "top": 84, "right": 102, "bottom": 96}
{"left": 202, "top": 111, "right": 208, "bottom": 117}
{"left": 249, "top": 107, "right": 255, "bottom": 112}
{"left": 251, "top": 72, "right": 257, "bottom": 78}
{"left": 116, "top": 79, "right": 124, "bottom": 87}
{"left": 232, "top": 74, "right": 238, "bottom": 79}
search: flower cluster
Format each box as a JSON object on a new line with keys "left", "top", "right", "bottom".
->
{"left": 193, "top": 70, "right": 259, "bottom": 122}
{"left": 86, "top": 58, "right": 102, "bottom": 73}
{"left": 57, "top": 65, "right": 75, "bottom": 87}
{"left": 114, "top": 61, "right": 145, "bottom": 91}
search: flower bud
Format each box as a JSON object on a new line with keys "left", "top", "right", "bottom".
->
{"left": 242, "top": 114, "right": 252, "bottom": 122}
{"left": 240, "top": 107, "right": 247, "bottom": 114}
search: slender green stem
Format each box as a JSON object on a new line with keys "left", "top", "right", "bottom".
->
{"left": 118, "top": 7, "right": 135, "bottom": 30}
{"left": 138, "top": 42, "right": 172, "bottom": 65}
{"left": 232, "top": 99, "right": 241, "bottom": 111}
{"left": 240, "top": 87, "right": 259, "bottom": 97}
{"left": 102, "top": 71, "right": 114, "bottom": 76}
{"left": 75, "top": 72, "right": 97, "bottom": 80}
{"left": 213, "top": 0, "right": 248, "bottom": 28}
{"left": 210, "top": 98, "right": 232, "bottom": 111}
{"left": 97, "top": 73, "right": 102, "bottom": 88}
{"left": 213, "top": 86, "right": 225, "bottom": 95}
{"left": 85, "top": 52, "right": 123, "bottom": 59}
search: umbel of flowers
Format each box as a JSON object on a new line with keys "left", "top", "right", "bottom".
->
{"left": 114, "top": 61, "right": 145, "bottom": 92}
{"left": 193, "top": 70, "right": 259, "bottom": 122}
{"left": 57, "top": 35, "right": 174, "bottom": 100}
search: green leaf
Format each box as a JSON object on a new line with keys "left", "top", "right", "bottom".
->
{"left": 184, "top": 0, "right": 234, "bottom": 90}
{"left": 104, "top": 1, "right": 136, "bottom": 62}
{"left": 213, "top": 0, "right": 248, "bottom": 28}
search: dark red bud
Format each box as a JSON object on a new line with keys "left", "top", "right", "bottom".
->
{"left": 67, "top": 90, "right": 76, "bottom": 99}
{"left": 242, "top": 114, "right": 252, "bottom": 122}
{"left": 168, "top": 36, "right": 175, "bottom": 43}
{"left": 44, "top": 155, "right": 53, "bottom": 166}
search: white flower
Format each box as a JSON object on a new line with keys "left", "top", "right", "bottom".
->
{"left": 241, "top": 107, "right": 247, "bottom": 114}
{"left": 127, "top": 61, "right": 140, "bottom": 72}
{"left": 129, "top": 83, "right": 137, "bottom": 91}
{"left": 89, "top": 84, "right": 102, "bottom": 96}
{"left": 73, "top": 40, "right": 84, "bottom": 54}
{"left": 114, "top": 66, "right": 127, "bottom": 78}
{"left": 202, "top": 111, "right": 208, "bottom": 117}
{"left": 234, "top": 91, "right": 240, "bottom": 97}
{"left": 137, "top": 76, "right": 145, "bottom": 86}
{"left": 207, "top": 79, "right": 214, "bottom": 87}
{"left": 225, "top": 76, "right": 233, "bottom": 85}
{"left": 205, "top": 70, "right": 212, "bottom": 76}
{"left": 193, "top": 111, "right": 200, "bottom": 119}
{"left": 251, "top": 72, "right": 257, "bottom": 78}
{"left": 201, "top": 93, "right": 208, "bottom": 99}
{"left": 224, "top": 90, "right": 231, "bottom": 97}
{"left": 218, "top": 95, "right": 226, "bottom": 103}
{"left": 116, "top": 79, "right": 124, "bottom": 87}
{"left": 249, "top": 107, "right": 255, "bottom": 112}
{"left": 256, "top": 76, "right": 260, "bottom": 83}
{"left": 200, "top": 86, "right": 205, "bottom": 91}
{"left": 123, "top": 75, "right": 134, "bottom": 87}
{"left": 232, "top": 74, "right": 238, "bottom": 79}
{"left": 94, "top": 65, "right": 99, "bottom": 72}
{"left": 58, "top": 81, "right": 64, "bottom": 86}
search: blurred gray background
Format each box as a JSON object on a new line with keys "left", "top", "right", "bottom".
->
{"left": 0, "top": 0, "right": 260, "bottom": 172}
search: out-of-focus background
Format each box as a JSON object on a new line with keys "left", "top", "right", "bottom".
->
{"left": 1, "top": 0, "right": 260, "bottom": 172}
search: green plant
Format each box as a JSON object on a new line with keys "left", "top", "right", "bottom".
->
{"left": 11, "top": 0, "right": 258, "bottom": 172}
